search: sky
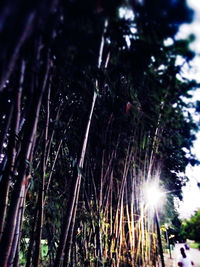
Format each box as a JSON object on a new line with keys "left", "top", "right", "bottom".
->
{"left": 175, "top": 0, "right": 200, "bottom": 219}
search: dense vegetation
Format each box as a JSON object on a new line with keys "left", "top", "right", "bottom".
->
{"left": 0, "top": 0, "right": 198, "bottom": 266}
{"left": 180, "top": 210, "right": 200, "bottom": 243}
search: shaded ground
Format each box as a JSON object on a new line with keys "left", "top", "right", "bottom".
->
{"left": 164, "top": 243, "right": 200, "bottom": 267}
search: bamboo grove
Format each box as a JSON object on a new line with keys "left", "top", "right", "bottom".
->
{"left": 0, "top": 0, "right": 198, "bottom": 266}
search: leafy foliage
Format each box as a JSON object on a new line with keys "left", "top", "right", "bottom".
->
{"left": 180, "top": 210, "right": 200, "bottom": 242}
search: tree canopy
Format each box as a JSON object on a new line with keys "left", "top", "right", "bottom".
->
{"left": 180, "top": 210, "right": 200, "bottom": 242}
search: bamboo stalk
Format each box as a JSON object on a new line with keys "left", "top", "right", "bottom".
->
{"left": 0, "top": 13, "right": 35, "bottom": 92}
{"left": 54, "top": 19, "right": 109, "bottom": 267}
{"left": 7, "top": 181, "right": 26, "bottom": 267}
{"left": 0, "top": 51, "right": 50, "bottom": 267}
{"left": 33, "top": 78, "right": 51, "bottom": 267}
{"left": 0, "top": 60, "right": 25, "bottom": 241}
{"left": 25, "top": 195, "right": 39, "bottom": 267}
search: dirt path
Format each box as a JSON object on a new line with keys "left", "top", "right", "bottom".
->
{"left": 164, "top": 243, "right": 200, "bottom": 267}
{"left": 164, "top": 253, "right": 174, "bottom": 267}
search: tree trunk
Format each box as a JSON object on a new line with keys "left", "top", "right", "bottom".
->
{"left": 62, "top": 201, "right": 77, "bottom": 267}
{"left": 0, "top": 103, "right": 14, "bottom": 157}
{"left": 7, "top": 182, "right": 26, "bottom": 267}
{"left": 25, "top": 196, "right": 39, "bottom": 267}
{"left": 54, "top": 19, "right": 109, "bottom": 267}
{"left": 0, "top": 61, "right": 25, "bottom": 241}
{"left": 0, "top": 12, "right": 35, "bottom": 92}
{"left": 0, "top": 52, "right": 50, "bottom": 267}
{"left": 33, "top": 75, "right": 51, "bottom": 267}
{"left": 26, "top": 126, "right": 63, "bottom": 267}
{"left": 54, "top": 89, "right": 97, "bottom": 267}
